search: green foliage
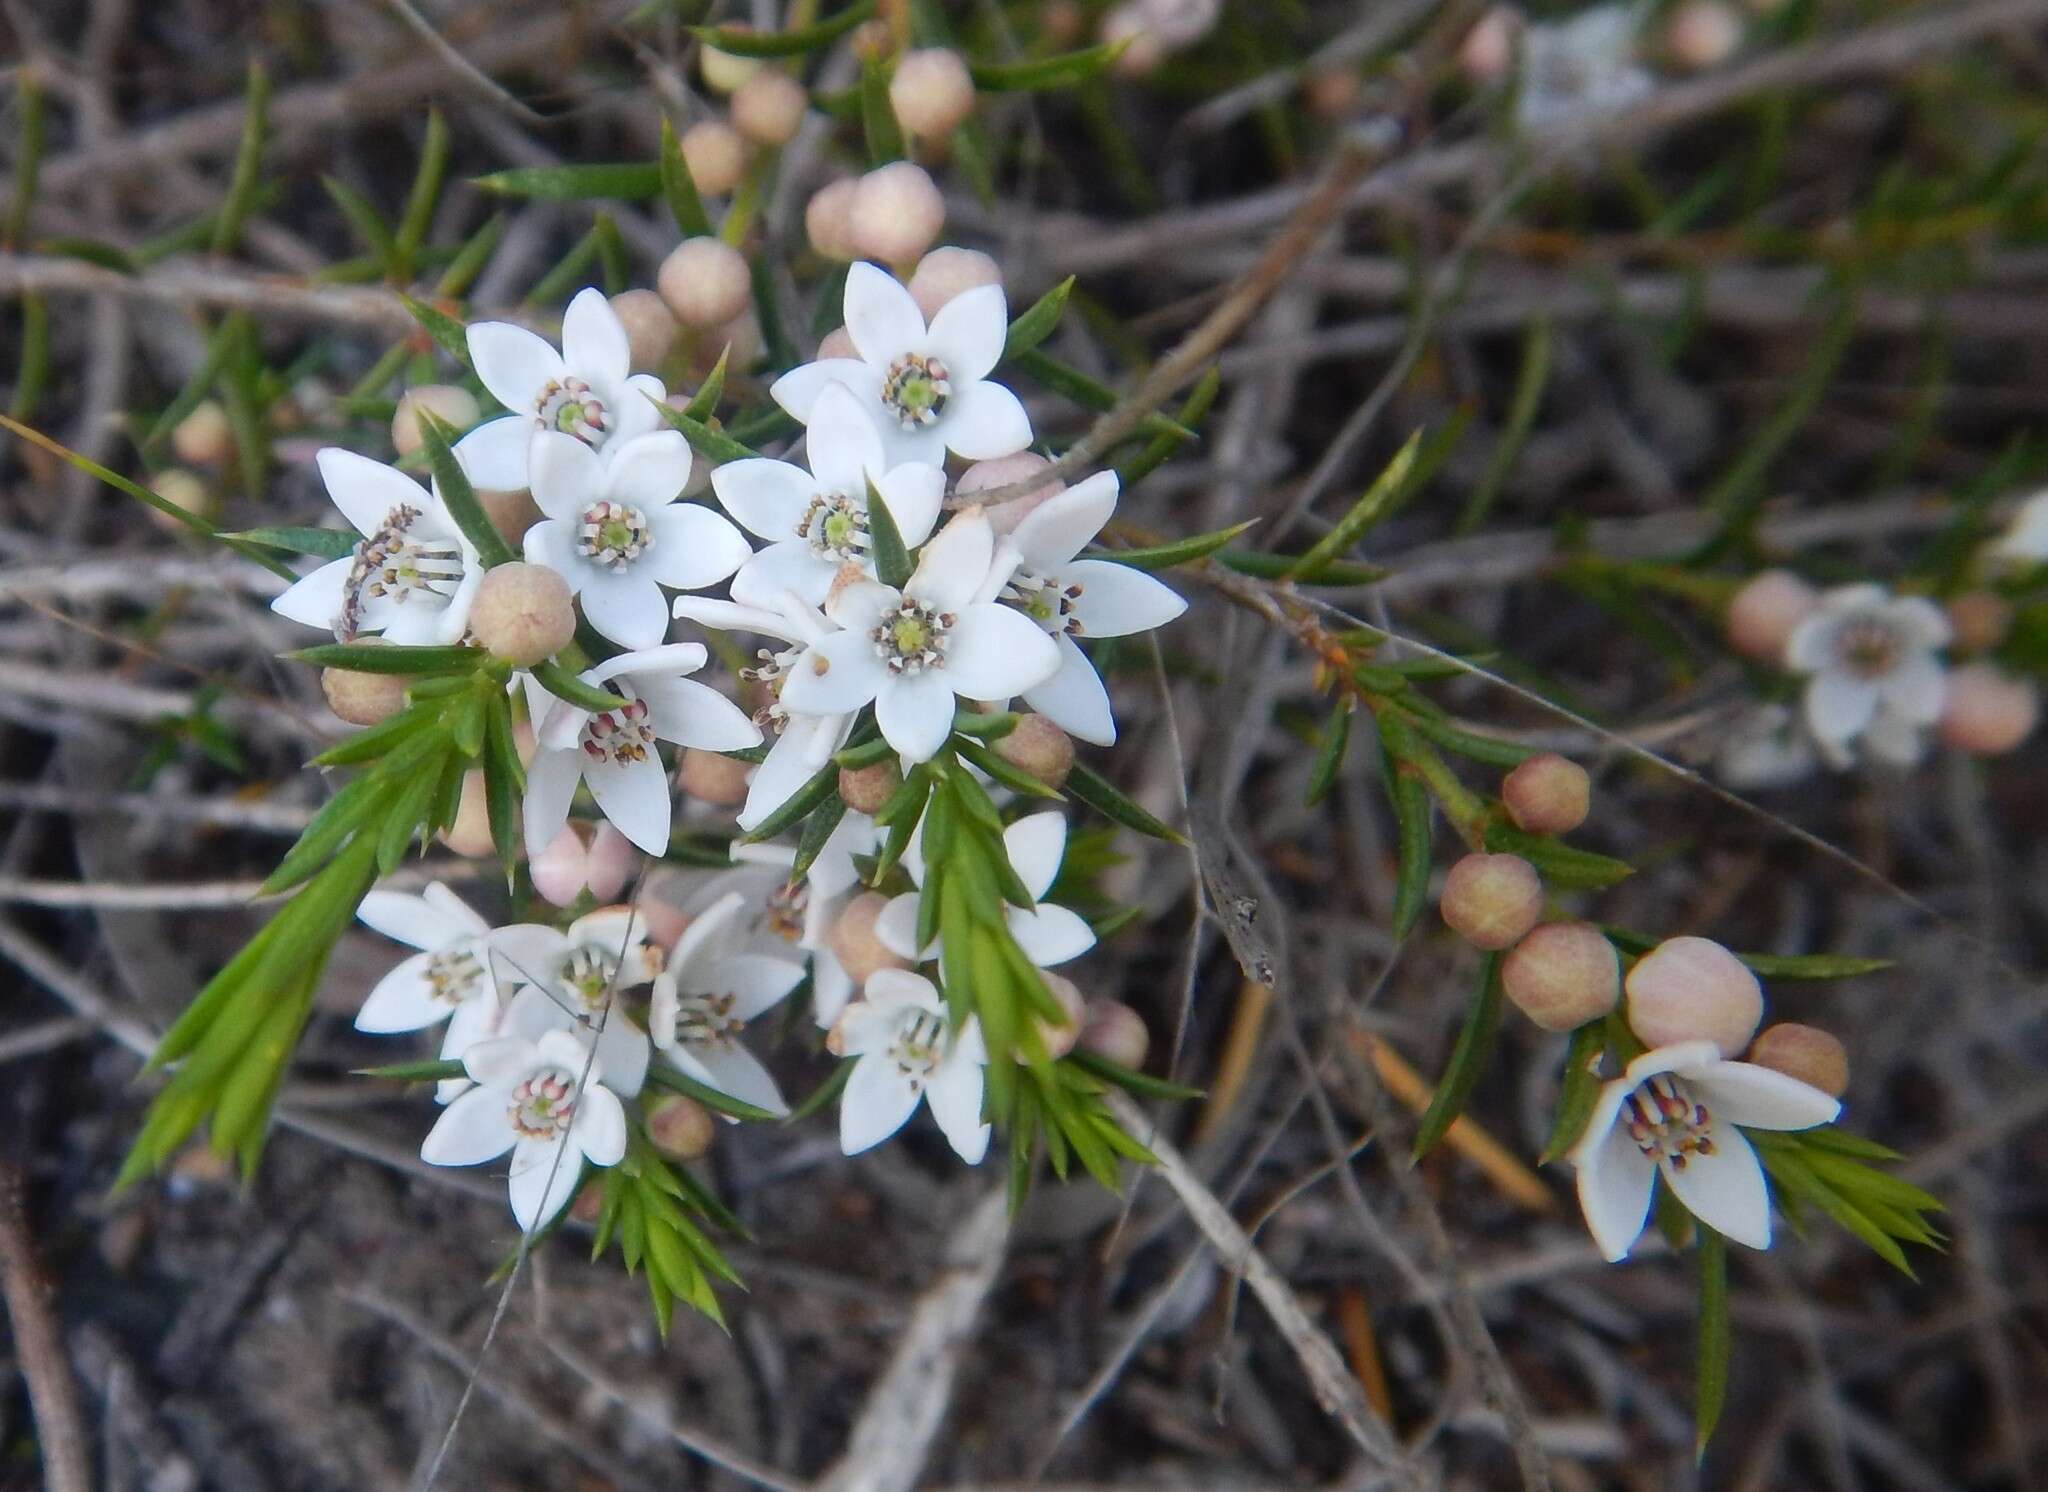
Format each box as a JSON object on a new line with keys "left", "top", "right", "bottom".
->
{"left": 1752, "top": 1128, "right": 1945, "bottom": 1275}
{"left": 692, "top": 2, "right": 875, "bottom": 57}
{"left": 969, "top": 39, "right": 1131, "bottom": 92}
{"left": 1283, "top": 430, "right": 1421, "bottom": 580}
{"left": 1411, "top": 953, "right": 1504, "bottom": 1161}
{"left": 591, "top": 1128, "right": 744, "bottom": 1334}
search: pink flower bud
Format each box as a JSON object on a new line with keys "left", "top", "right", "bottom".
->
{"left": 1078, "top": 999, "right": 1150, "bottom": 1069}
{"left": 805, "top": 178, "right": 861, "bottom": 261}
{"left": 1624, "top": 936, "right": 1762, "bottom": 1057}
{"left": 1938, "top": 664, "right": 2039, "bottom": 757}
{"left": 1725, "top": 569, "right": 1819, "bottom": 664}
{"left": 636, "top": 868, "right": 695, "bottom": 950}
{"left": 610, "top": 288, "right": 678, "bottom": 373}
{"left": 1663, "top": 0, "right": 1743, "bottom": 70}
{"left": 959, "top": 451, "right": 1066, "bottom": 534}
{"left": 1041, "top": 1, "right": 1086, "bottom": 45}
{"left": 477, "top": 487, "right": 542, "bottom": 546}
{"left": 829, "top": 892, "right": 911, "bottom": 986}
{"left": 171, "top": 400, "right": 233, "bottom": 465}
{"left": 1458, "top": 6, "right": 1521, "bottom": 82}
{"left": 681, "top": 120, "right": 748, "bottom": 196}
{"left": 1945, "top": 591, "right": 2013, "bottom": 655}
{"left": 1027, "top": 971, "right": 1087, "bottom": 1061}
{"left": 1439, "top": 853, "right": 1543, "bottom": 951}
{"left": 677, "top": 747, "right": 752, "bottom": 806}
{"left": 440, "top": 769, "right": 496, "bottom": 858}
{"left": 149, "top": 468, "right": 217, "bottom": 532}
{"left": 391, "top": 384, "right": 480, "bottom": 457}
{"left": 1303, "top": 66, "right": 1362, "bottom": 120}
{"left": 838, "top": 760, "right": 903, "bottom": 814}
{"left": 851, "top": 162, "right": 946, "bottom": 267}
{"left": 994, "top": 713, "right": 1076, "bottom": 791}
{"left": 658, "top": 237, "right": 753, "bottom": 329}
{"left": 1500, "top": 922, "right": 1619, "bottom": 1031}
{"left": 469, "top": 561, "right": 576, "bottom": 667}
{"left": 908, "top": 246, "right": 1001, "bottom": 320}
{"left": 321, "top": 664, "right": 407, "bottom": 726}
{"left": 1102, "top": 7, "right": 1165, "bottom": 77}
{"left": 889, "top": 48, "right": 977, "bottom": 139}
{"left": 817, "top": 325, "right": 859, "bottom": 360}
{"left": 699, "top": 30, "right": 762, "bottom": 93}
{"left": 730, "top": 71, "right": 807, "bottom": 147}
{"left": 568, "top": 1179, "right": 605, "bottom": 1225}
{"left": 1745, "top": 1022, "right": 1848, "bottom": 1097}
{"left": 645, "top": 1094, "right": 717, "bottom": 1161}
{"left": 1501, "top": 752, "right": 1590, "bottom": 836}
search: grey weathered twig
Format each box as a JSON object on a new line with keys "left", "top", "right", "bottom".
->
{"left": 0, "top": 1160, "right": 94, "bottom": 1492}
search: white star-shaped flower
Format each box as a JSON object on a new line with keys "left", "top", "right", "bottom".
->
{"left": 1784, "top": 584, "right": 1950, "bottom": 768}
{"left": 524, "top": 644, "right": 761, "bottom": 858}
{"left": 875, "top": 810, "right": 1094, "bottom": 968}
{"left": 771, "top": 262, "right": 1031, "bottom": 467}
{"left": 1571, "top": 1040, "right": 1840, "bottom": 1262}
{"left": 487, "top": 903, "right": 670, "bottom": 1100}
{"left": 420, "top": 1027, "right": 628, "bottom": 1231}
{"left": 832, "top": 969, "right": 989, "bottom": 1163}
{"left": 457, "top": 287, "right": 668, "bottom": 491}
{"left": 523, "top": 427, "right": 751, "bottom": 649}
{"left": 649, "top": 891, "right": 805, "bottom": 1116}
{"left": 706, "top": 827, "right": 877, "bottom": 1030}
{"left": 352, "top": 882, "right": 561, "bottom": 1037}
{"left": 714, "top": 381, "right": 945, "bottom": 610}
{"left": 991, "top": 471, "right": 1188, "bottom": 745}
{"left": 270, "top": 449, "right": 480, "bottom": 644}
{"left": 775, "top": 511, "right": 1059, "bottom": 763}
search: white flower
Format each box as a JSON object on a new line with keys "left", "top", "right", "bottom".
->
{"left": 420, "top": 1028, "right": 628, "bottom": 1231}
{"left": 776, "top": 511, "right": 1060, "bottom": 763}
{"left": 1516, "top": 5, "right": 1653, "bottom": 129}
{"left": 990, "top": 471, "right": 1188, "bottom": 745}
{"left": 833, "top": 969, "right": 989, "bottom": 1163}
{"left": 648, "top": 891, "right": 805, "bottom": 1116}
{"left": 875, "top": 810, "right": 1095, "bottom": 968}
{"left": 771, "top": 262, "right": 1031, "bottom": 467}
{"left": 1785, "top": 584, "right": 1950, "bottom": 768}
{"left": 1990, "top": 489, "right": 2048, "bottom": 567}
{"left": 707, "top": 826, "right": 877, "bottom": 1029}
{"left": 523, "top": 428, "right": 751, "bottom": 649}
{"left": 715, "top": 381, "right": 945, "bottom": 610}
{"left": 1713, "top": 703, "right": 1817, "bottom": 790}
{"left": 490, "top": 903, "right": 668, "bottom": 1100}
{"left": 352, "top": 883, "right": 561, "bottom": 1036}
{"left": 457, "top": 287, "right": 668, "bottom": 490}
{"left": 1571, "top": 1040, "right": 1839, "bottom": 1262}
{"left": 270, "top": 449, "right": 480, "bottom": 644}
{"left": 524, "top": 643, "right": 761, "bottom": 857}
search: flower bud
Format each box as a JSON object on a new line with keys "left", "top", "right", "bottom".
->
{"left": 1663, "top": 0, "right": 1743, "bottom": 70}
{"left": 1624, "top": 935, "right": 1762, "bottom": 1057}
{"left": 610, "top": 288, "right": 679, "bottom": 373}
{"left": 849, "top": 18, "right": 893, "bottom": 59}
{"left": 469, "top": 561, "right": 576, "bottom": 666}
{"left": 1945, "top": 591, "right": 2013, "bottom": 656}
{"left": 171, "top": 400, "right": 234, "bottom": 466}
{"left": 678, "top": 747, "right": 752, "bottom": 805}
{"left": 828, "top": 892, "right": 912, "bottom": 986}
{"left": 850, "top": 162, "right": 946, "bottom": 267}
{"left": 994, "top": 713, "right": 1075, "bottom": 790}
{"left": 805, "top": 178, "right": 861, "bottom": 261}
{"left": 391, "top": 384, "right": 480, "bottom": 457}
{"left": 731, "top": 70, "right": 808, "bottom": 146}
{"left": 1079, "top": 999, "right": 1150, "bottom": 1069}
{"left": 961, "top": 452, "right": 1067, "bottom": 534}
{"left": 1041, "top": 0, "right": 1085, "bottom": 45}
{"left": 658, "top": 237, "right": 753, "bottom": 329}
{"left": 838, "top": 760, "right": 902, "bottom": 815}
{"left": 1501, "top": 753, "right": 1590, "bottom": 836}
{"left": 711, "top": 309, "right": 765, "bottom": 374}
{"left": 680, "top": 120, "right": 748, "bottom": 196}
{"left": 1501, "top": 922, "right": 1619, "bottom": 1031}
{"left": 1101, "top": 8, "right": 1164, "bottom": 77}
{"left": 1303, "top": 66, "right": 1362, "bottom": 120}
{"left": 699, "top": 30, "right": 763, "bottom": 93}
{"left": 321, "top": 664, "right": 408, "bottom": 727}
{"left": 1938, "top": 663, "right": 2039, "bottom": 757}
{"left": 531, "top": 821, "right": 638, "bottom": 907}
{"left": 1458, "top": 6, "right": 1521, "bottom": 81}
{"left": 441, "top": 769, "right": 496, "bottom": 857}
{"left": 636, "top": 867, "right": 695, "bottom": 950}
{"left": 477, "top": 487, "right": 542, "bottom": 546}
{"left": 645, "top": 1093, "right": 717, "bottom": 1161}
{"left": 817, "top": 325, "right": 859, "bottom": 360}
{"left": 568, "top": 1179, "right": 605, "bottom": 1225}
{"left": 908, "top": 246, "right": 1001, "bottom": 320}
{"left": 1725, "top": 569, "right": 1819, "bottom": 664}
{"left": 148, "top": 468, "right": 217, "bottom": 532}
{"left": 1025, "top": 970, "right": 1086, "bottom": 1062}
{"left": 1745, "top": 1022, "right": 1849, "bottom": 1097}
{"left": 889, "top": 49, "right": 977, "bottom": 139}
{"left": 1439, "top": 853, "right": 1543, "bottom": 951}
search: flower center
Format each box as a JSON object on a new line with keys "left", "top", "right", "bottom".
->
{"left": 764, "top": 881, "right": 809, "bottom": 942}
{"left": 577, "top": 500, "right": 654, "bottom": 571}
{"left": 580, "top": 697, "right": 657, "bottom": 767}
{"left": 337, "top": 503, "right": 465, "bottom": 641}
{"left": 559, "top": 944, "right": 621, "bottom": 1015}
{"left": 741, "top": 644, "right": 805, "bottom": 734}
{"left": 535, "top": 376, "right": 610, "bottom": 447}
{"left": 871, "top": 598, "right": 953, "bottom": 674}
{"left": 887, "top": 1009, "right": 947, "bottom": 1091}
{"left": 1003, "top": 568, "right": 1085, "bottom": 636}
{"left": 1835, "top": 619, "right": 1902, "bottom": 679}
{"left": 1621, "top": 1074, "right": 1717, "bottom": 1172}
{"left": 881, "top": 354, "right": 951, "bottom": 430}
{"left": 799, "top": 493, "right": 869, "bottom": 561}
{"left": 507, "top": 1065, "right": 578, "bottom": 1140}
{"left": 670, "top": 989, "right": 742, "bottom": 1048}
{"left": 426, "top": 947, "right": 485, "bottom": 1006}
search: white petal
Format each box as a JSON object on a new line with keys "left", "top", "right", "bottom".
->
{"left": 839, "top": 1053, "right": 923, "bottom": 1154}
{"left": 487, "top": 925, "right": 571, "bottom": 990}
{"left": 873, "top": 891, "right": 927, "bottom": 961}
{"left": 604, "top": 430, "right": 693, "bottom": 509}
{"left": 591, "top": 642, "right": 707, "bottom": 685}
{"left": 926, "top": 1038, "right": 991, "bottom": 1164}
{"left": 453, "top": 416, "right": 532, "bottom": 492}
{"left": 681, "top": 1042, "right": 789, "bottom": 1117}
{"left": 270, "top": 560, "right": 351, "bottom": 633}
{"left": 1889, "top": 595, "right": 1952, "bottom": 651}
{"left": 613, "top": 375, "right": 668, "bottom": 444}
{"left": 843, "top": 262, "right": 927, "bottom": 368}
{"left": 1024, "top": 634, "right": 1117, "bottom": 746}
{"left": 876, "top": 671, "right": 957, "bottom": 762}
{"left": 356, "top": 890, "right": 454, "bottom": 951}
{"left": 805, "top": 381, "right": 889, "bottom": 495}
{"left": 579, "top": 572, "right": 672, "bottom": 650}
{"left": 712, "top": 457, "right": 818, "bottom": 542}
{"left": 778, "top": 630, "right": 889, "bottom": 716}
{"left": 318, "top": 448, "right": 432, "bottom": 538}
{"left": 1881, "top": 654, "right": 1946, "bottom": 725}
{"left": 438, "top": 994, "right": 502, "bottom": 1065}
{"left": 942, "top": 380, "right": 1033, "bottom": 461}
{"left": 1690, "top": 1061, "right": 1841, "bottom": 1131}
{"left": 1003, "top": 811, "right": 1067, "bottom": 901}
{"left": 507, "top": 1137, "right": 584, "bottom": 1231}
{"left": 673, "top": 595, "right": 802, "bottom": 640}
{"left": 771, "top": 358, "right": 884, "bottom": 423}
{"left": 1862, "top": 708, "right": 1927, "bottom": 767}
{"left": 732, "top": 543, "right": 837, "bottom": 610}
{"left": 876, "top": 463, "right": 945, "bottom": 549}
{"left": 527, "top": 430, "right": 608, "bottom": 522}
{"left": 421, "top": 1088, "right": 516, "bottom": 1167}
{"left": 1064, "top": 559, "right": 1188, "bottom": 638}
{"left": 1008, "top": 904, "right": 1094, "bottom": 967}
{"left": 811, "top": 954, "right": 855, "bottom": 1029}
{"left": 522, "top": 520, "right": 585, "bottom": 592}
{"left": 521, "top": 750, "right": 582, "bottom": 859}
{"left": 739, "top": 730, "right": 825, "bottom": 833}
{"left": 1010, "top": 473, "right": 1117, "bottom": 569}
{"left": 1575, "top": 1116, "right": 1658, "bottom": 1262}
{"left": 1783, "top": 613, "right": 1841, "bottom": 674}
{"left": 907, "top": 511, "right": 995, "bottom": 614}
{"left": 637, "top": 674, "right": 761, "bottom": 751}
{"left": 1663, "top": 1123, "right": 1772, "bottom": 1250}
{"left": 468, "top": 321, "right": 564, "bottom": 414}
{"left": 1804, "top": 670, "right": 1878, "bottom": 747}
{"left": 586, "top": 755, "right": 672, "bottom": 855}
{"left": 596, "top": 1018, "right": 649, "bottom": 1099}
{"left": 826, "top": 578, "right": 898, "bottom": 634}
{"left": 943, "top": 604, "right": 1062, "bottom": 699}
{"left": 646, "top": 504, "right": 751, "bottom": 592}
{"left": 354, "top": 952, "right": 453, "bottom": 1033}
{"left": 865, "top": 967, "right": 942, "bottom": 1015}
{"left": 712, "top": 954, "right": 807, "bottom": 1019}
{"left": 573, "top": 1082, "right": 628, "bottom": 1165}
{"left": 465, "top": 1033, "right": 542, "bottom": 1086}
{"left": 561, "top": 286, "right": 631, "bottom": 386}
{"left": 924, "top": 283, "right": 1008, "bottom": 386}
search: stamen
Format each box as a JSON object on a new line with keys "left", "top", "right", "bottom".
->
{"left": 507, "top": 1066, "right": 578, "bottom": 1139}
{"left": 870, "top": 598, "right": 953, "bottom": 675}
{"left": 1621, "top": 1072, "right": 1717, "bottom": 1170}
{"left": 534, "top": 376, "right": 611, "bottom": 448}
{"left": 880, "top": 354, "right": 952, "bottom": 431}
{"left": 576, "top": 500, "right": 655, "bottom": 572}
{"left": 337, "top": 503, "right": 466, "bottom": 641}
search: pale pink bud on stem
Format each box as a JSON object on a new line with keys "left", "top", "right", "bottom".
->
{"left": 838, "top": 760, "right": 903, "bottom": 814}
{"left": 817, "top": 325, "right": 859, "bottom": 360}
{"left": 1078, "top": 999, "right": 1150, "bottom": 1069}
{"left": 477, "top": 487, "right": 542, "bottom": 546}
{"left": 1945, "top": 591, "right": 2013, "bottom": 655}
{"left": 1745, "top": 1022, "right": 1849, "bottom": 1097}
{"left": 1938, "top": 664, "right": 2039, "bottom": 756}
{"left": 1501, "top": 752, "right": 1591, "bottom": 835}
{"left": 636, "top": 868, "right": 695, "bottom": 951}
{"left": 829, "top": 892, "right": 912, "bottom": 986}
{"left": 171, "top": 400, "right": 234, "bottom": 465}
{"left": 677, "top": 747, "right": 752, "bottom": 805}
{"left": 610, "top": 288, "right": 679, "bottom": 373}
{"left": 889, "top": 49, "right": 977, "bottom": 138}
{"left": 681, "top": 120, "right": 748, "bottom": 196}
{"left": 994, "top": 713, "right": 1075, "bottom": 790}
{"left": 1458, "top": 6, "right": 1521, "bottom": 82}
{"left": 1041, "top": 0, "right": 1086, "bottom": 45}
{"left": 321, "top": 664, "right": 407, "bottom": 726}
{"left": 959, "top": 452, "right": 1066, "bottom": 534}
{"left": 908, "top": 246, "right": 1001, "bottom": 319}
{"left": 1663, "top": 0, "right": 1744, "bottom": 70}
{"left": 1501, "top": 922, "right": 1619, "bottom": 1031}
{"left": 805, "top": 178, "right": 861, "bottom": 261}
{"left": 391, "top": 385, "right": 480, "bottom": 457}
{"left": 568, "top": 1179, "right": 605, "bottom": 1225}
{"left": 659, "top": 237, "right": 754, "bottom": 329}
{"left": 699, "top": 30, "right": 762, "bottom": 93}
{"left": 731, "top": 70, "right": 808, "bottom": 146}
{"left": 1439, "top": 852, "right": 1543, "bottom": 950}
{"left": 851, "top": 162, "right": 946, "bottom": 266}
{"left": 645, "top": 1094, "right": 717, "bottom": 1161}
{"left": 1725, "top": 568, "right": 1819, "bottom": 664}
{"left": 148, "top": 468, "right": 217, "bottom": 532}
{"left": 440, "top": 769, "right": 496, "bottom": 857}
{"left": 1025, "top": 971, "right": 1086, "bottom": 1062}
{"left": 531, "top": 822, "right": 638, "bottom": 907}
{"left": 1624, "top": 936, "right": 1762, "bottom": 1057}
{"left": 468, "top": 562, "right": 576, "bottom": 666}
{"left": 1102, "top": 8, "right": 1164, "bottom": 77}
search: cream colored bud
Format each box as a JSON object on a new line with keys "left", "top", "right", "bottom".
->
{"left": 441, "top": 769, "right": 496, "bottom": 857}
{"left": 1938, "top": 664, "right": 2039, "bottom": 757}
{"left": 1458, "top": 5, "right": 1521, "bottom": 82}
{"left": 321, "top": 665, "right": 407, "bottom": 727}
{"left": 1745, "top": 1022, "right": 1849, "bottom": 1098}
{"left": 805, "top": 178, "right": 862, "bottom": 261}
{"left": 171, "top": 400, "right": 234, "bottom": 466}
{"left": 1303, "top": 66, "right": 1362, "bottom": 120}
{"left": 838, "top": 760, "right": 903, "bottom": 815}
{"left": 1725, "top": 569, "right": 1819, "bottom": 664}
{"left": 699, "top": 31, "right": 763, "bottom": 93}
{"left": 817, "top": 325, "right": 859, "bottom": 360}
{"left": 993, "top": 713, "right": 1076, "bottom": 791}
{"left": 1026, "top": 970, "right": 1086, "bottom": 1062}
{"left": 678, "top": 747, "right": 752, "bottom": 805}
{"left": 610, "top": 289, "right": 679, "bottom": 373}
{"left": 391, "top": 385, "right": 480, "bottom": 457}
{"left": 711, "top": 309, "right": 765, "bottom": 373}
{"left": 851, "top": 162, "right": 946, "bottom": 266}
{"left": 890, "top": 49, "right": 977, "bottom": 139}
{"left": 469, "top": 561, "right": 576, "bottom": 667}
{"left": 149, "top": 468, "right": 217, "bottom": 532}
{"left": 680, "top": 120, "right": 748, "bottom": 196}
{"left": 1663, "top": 0, "right": 1743, "bottom": 70}
{"left": 849, "top": 18, "right": 893, "bottom": 59}
{"left": 568, "top": 1179, "right": 606, "bottom": 1225}
{"left": 1501, "top": 753, "right": 1590, "bottom": 836}
{"left": 1102, "top": 7, "right": 1164, "bottom": 77}
{"left": 1041, "top": 0, "right": 1086, "bottom": 45}
{"left": 477, "top": 487, "right": 542, "bottom": 546}
{"left": 1624, "top": 936, "right": 1763, "bottom": 1057}
{"left": 658, "top": 237, "right": 753, "bottom": 330}
{"left": 1501, "top": 922, "right": 1619, "bottom": 1032}
{"left": 531, "top": 821, "right": 638, "bottom": 907}
{"left": 1439, "top": 853, "right": 1543, "bottom": 951}
{"left": 829, "top": 892, "right": 912, "bottom": 986}
{"left": 730, "top": 70, "right": 807, "bottom": 147}
{"left": 1079, "top": 999, "right": 1150, "bottom": 1069}
{"left": 637, "top": 868, "right": 695, "bottom": 951}
{"left": 1945, "top": 591, "right": 2013, "bottom": 655}
{"left": 646, "top": 1094, "right": 718, "bottom": 1161}
{"left": 962, "top": 452, "right": 1067, "bottom": 535}
{"left": 908, "top": 246, "right": 1001, "bottom": 320}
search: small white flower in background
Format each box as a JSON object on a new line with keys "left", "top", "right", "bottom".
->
{"left": 420, "top": 1027, "right": 628, "bottom": 1231}
{"left": 523, "top": 428, "right": 751, "bottom": 649}
{"left": 1712, "top": 702, "right": 1818, "bottom": 790}
{"left": 1516, "top": 5, "right": 1653, "bottom": 129}
{"left": 832, "top": 969, "right": 989, "bottom": 1163}
{"left": 990, "top": 471, "right": 1189, "bottom": 745}
{"left": 458, "top": 287, "right": 668, "bottom": 490}
{"left": 715, "top": 381, "right": 945, "bottom": 610}
{"left": 524, "top": 643, "right": 762, "bottom": 857}
{"left": 1571, "top": 1039, "right": 1839, "bottom": 1262}
{"left": 875, "top": 810, "right": 1095, "bottom": 968}
{"left": 771, "top": 262, "right": 1032, "bottom": 467}
{"left": 648, "top": 891, "right": 805, "bottom": 1116}
{"left": 1990, "top": 488, "right": 2048, "bottom": 567}
{"left": 1784, "top": 584, "right": 1950, "bottom": 768}
{"left": 270, "top": 449, "right": 480, "bottom": 644}
{"left": 776, "top": 510, "right": 1060, "bottom": 763}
